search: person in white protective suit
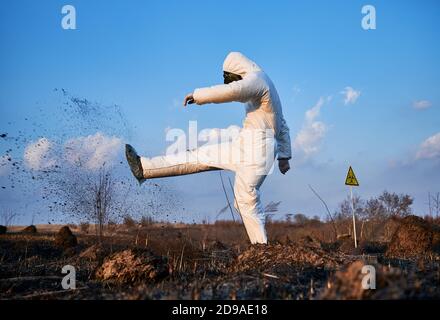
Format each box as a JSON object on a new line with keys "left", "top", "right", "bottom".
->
{"left": 125, "top": 52, "right": 291, "bottom": 244}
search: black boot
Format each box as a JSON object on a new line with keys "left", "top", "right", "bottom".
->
{"left": 125, "top": 144, "right": 145, "bottom": 184}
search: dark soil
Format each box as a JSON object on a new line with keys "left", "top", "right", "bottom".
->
{"left": 1, "top": 219, "right": 440, "bottom": 300}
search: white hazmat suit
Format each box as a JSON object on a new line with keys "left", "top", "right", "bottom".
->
{"left": 139, "top": 52, "right": 291, "bottom": 244}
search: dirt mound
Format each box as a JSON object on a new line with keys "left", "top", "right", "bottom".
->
{"left": 54, "top": 226, "right": 77, "bottom": 249}
{"left": 359, "top": 241, "right": 387, "bottom": 254}
{"left": 319, "top": 259, "right": 440, "bottom": 299}
{"left": 332, "top": 238, "right": 386, "bottom": 255}
{"left": 79, "top": 244, "right": 110, "bottom": 261}
{"left": 319, "top": 261, "right": 368, "bottom": 299}
{"left": 297, "top": 235, "right": 322, "bottom": 249}
{"left": 231, "top": 242, "right": 343, "bottom": 275}
{"left": 0, "top": 225, "right": 6, "bottom": 235}
{"left": 334, "top": 235, "right": 360, "bottom": 255}
{"left": 96, "top": 248, "right": 168, "bottom": 284}
{"left": 319, "top": 261, "right": 406, "bottom": 299}
{"left": 22, "top": 225, "right": 37, "bottom": 234}
{"left": 386, "top": 215, "right": 440, "bottom": 258}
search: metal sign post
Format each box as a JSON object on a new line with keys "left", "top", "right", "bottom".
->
{"left": 350, "top": 185, "right": 357, "bottom": 248}
{"left": 345, "top": 166, "right": 359, "bottom": 248}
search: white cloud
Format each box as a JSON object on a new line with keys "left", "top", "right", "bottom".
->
{"left": 64, "top": 132, "right": 123, "bottom": 170}
{"left": 24, "top": 138, "right": 57, "bottom": 170}
{"left": 293, "top": 97, "right": 328, "bottom": 159}
{"left": 23, "top": 133, "right": 123, "bottom": 172}
{"left": 165, "top": 125, "right": 242, "bottom": 156}
{"left": 413, "top": 100, "right": 432, "bottom": 110}
{"left": 340, "top": 86, "right": 361, "bottom": 105}
{"left": 416, "top": 132, "right": 440, "bottom": 160}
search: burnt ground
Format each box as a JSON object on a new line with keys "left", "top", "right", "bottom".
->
{"left": 1, "top": 217, "right": 440, "bottom": 300}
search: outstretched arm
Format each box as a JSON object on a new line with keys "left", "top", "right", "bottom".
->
{"left": 184, "top": 78, "right": 256, "bottom": 106}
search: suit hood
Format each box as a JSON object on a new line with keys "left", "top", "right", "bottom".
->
{"left": 223, "top": 52, "right": 262, "bottom": 78}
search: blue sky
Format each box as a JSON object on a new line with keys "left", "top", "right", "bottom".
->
{"left": 1, "top": 0, "right": 440, "bottom": 224}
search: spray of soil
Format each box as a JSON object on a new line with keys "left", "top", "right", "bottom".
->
{"left": 0, "top": 89, "right": 181, "bottom": 225}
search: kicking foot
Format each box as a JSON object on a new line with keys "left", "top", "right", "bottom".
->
{"left": 125, "top": 144, "right": 145, "bottom": 185}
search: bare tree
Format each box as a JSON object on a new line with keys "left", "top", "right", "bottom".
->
{"left": 53, "top": 163, "right": 115, "bottom": 241}
{"left": 378, "top": 191, "right": 413, "bottom": 217}
{"left": 42, "top": 159, "right": 121, "bottom": 241}
{"left": 93, "top": 167, "right": 114, "bottom": 240}
{"left": 334, "top": 194, "right": 365, "bottom": 221}
{"left": 428, "top": 192, "right": 432, "bottom": 217}
{"left": 0, "top": 208, "right": 18, "bottom": 226}
{"left": 364, "top": 198, "right": 386, "bottom": 220}
{"left": 429, "top": 192, "right": 440, "bottom": 218}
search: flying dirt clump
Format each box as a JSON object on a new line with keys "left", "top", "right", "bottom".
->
{"left": 95, "top": 248, "right": 168, "bottom": 284}
{"left": 22, "top": 225, "right": 37, "bottom": 234}
{"left": 386, "top": 215, "right": 440, "bottom": 258}
{"left": 0, "top": 225, "right": 6, "bottom": 235}
{"left": 54, "top": 226, "right": 78, "bottom": 249}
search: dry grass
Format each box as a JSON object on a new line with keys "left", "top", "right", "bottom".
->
{"left": 1, "top": 216, "right": 440, "bottom": 300}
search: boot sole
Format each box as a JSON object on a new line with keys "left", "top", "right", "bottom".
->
{"left": 125, "top": 144, "right": 144, "bottom": 183}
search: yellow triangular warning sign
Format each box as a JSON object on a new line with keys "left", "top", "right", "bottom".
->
{"left": 345, "top": 166, "right": 359, "bottom": 186}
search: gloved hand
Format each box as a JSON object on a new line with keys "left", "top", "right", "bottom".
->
{"left": 183, "top": 93, "right": 195, "bottom": 106}
{"left": 278, "top": 159, "right": 290, "bottom": 174}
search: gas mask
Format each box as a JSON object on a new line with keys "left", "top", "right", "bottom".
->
{"left": 223, "top": 71, "right": 243, "bottom": 84}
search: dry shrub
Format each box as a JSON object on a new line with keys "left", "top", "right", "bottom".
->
{"left": 54, "top": 226, "right": 78, "bottom": 249}
{"left": 96, "top": 248, "right": 168, "bottom": 284}
{"left": 22, "top": 225, "right": 37, "bottom": 234}
{"left": 386, "top": 215, "right": 440, "bottom": 258}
